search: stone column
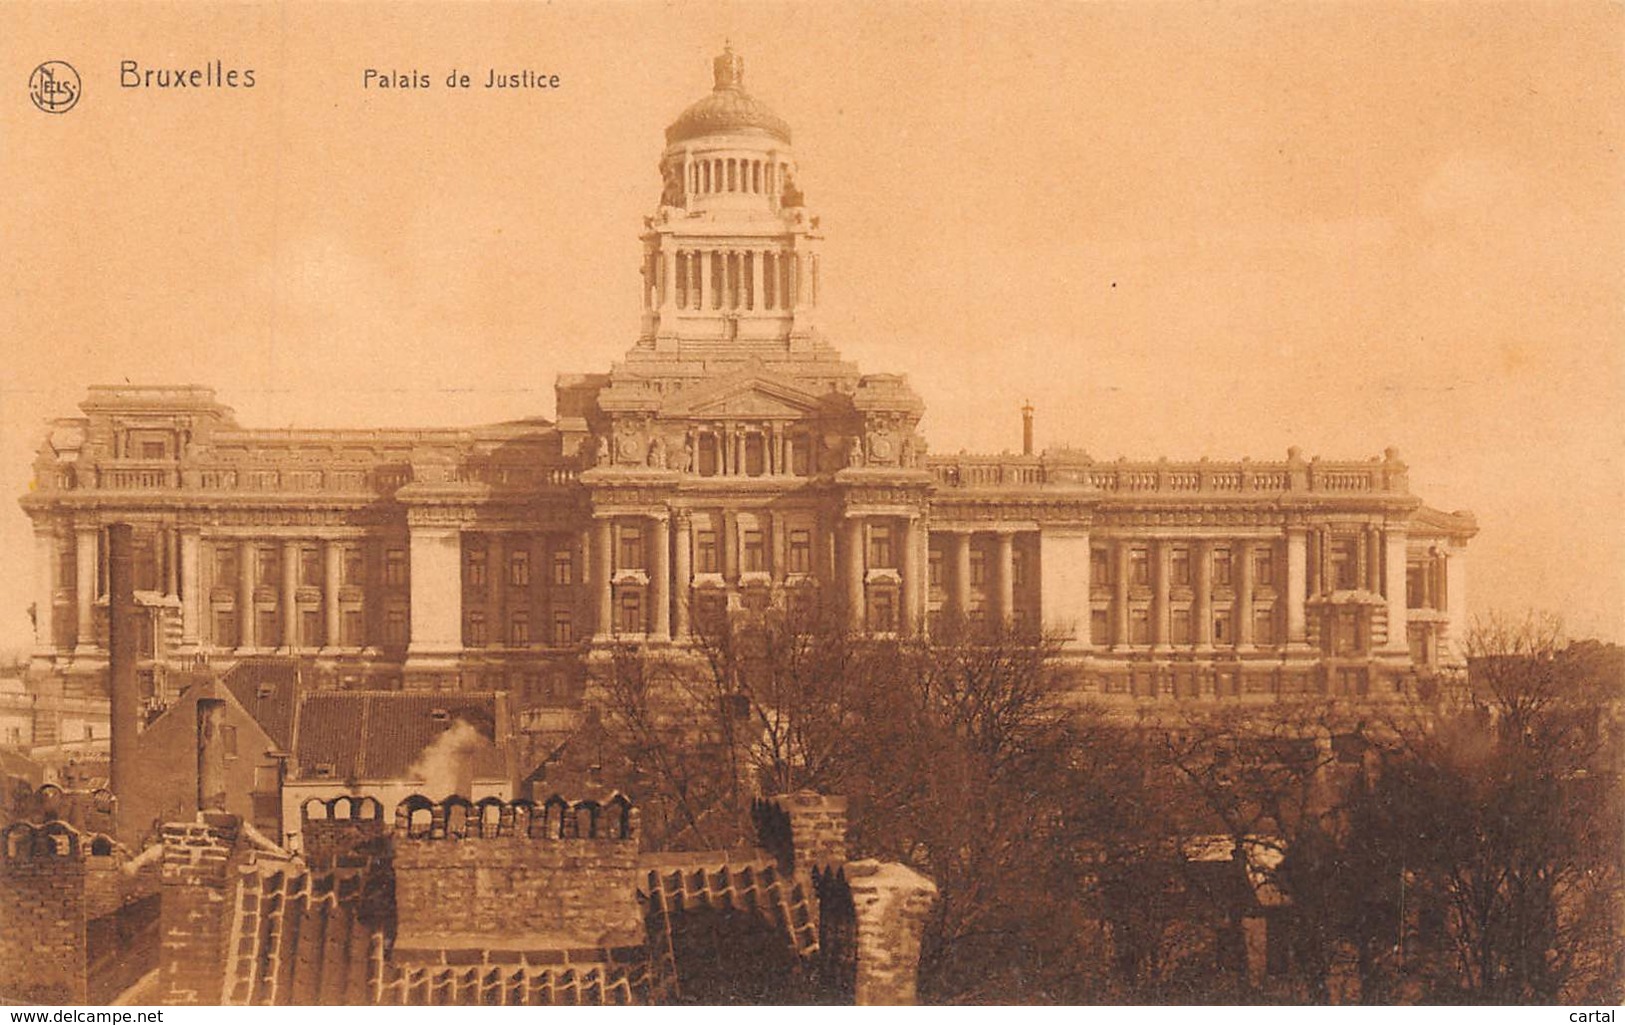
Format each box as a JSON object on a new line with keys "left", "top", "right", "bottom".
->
{"left": 74, "top": 524, "right": 98, "bottom": 653}
{"left": 237, "top": 539, "right": 256, "bottom": 650}
{"left": 281, "top": 539, "right": 299, "bottom": 651}
{"left": 723, "top": 510, "right": 740, "bottom": 582}
{"left": 751, "top": 249, "right": 765, "bottom": 311}
{"left": 406, "top": 525, "right": 462, "bottom": 662}
{"left": 33, "top": 526, "right": 57, "bottom": 653}
{"left": 900, "top": 516, "right": 921, "bottom": 634}
{"left": 179, "top": 530, "right": 201, "bottom": 648}
{"left": 659, "top": 250, "right": 675, "bottom": 310}
{"left": 650, "top": 513, "right": 671, "bottom": 641}
{"left": 847, "top": 860, "right": 939, "bottom": 1006}
{"left": 1194, "top": 539, "right": 1214, "bottom": 649}
{"left": 844, "top": 516, "right": 866, "bottom": 631}
{"left": 163, "top": 528, "right": 179, "bottom": 597}
{"left": 322, "top": 539, "right": 341, "bottom": 651}
{"left": 593, "top": 517, "right": 613, "bottom": 640}
{"left": 951, "top": 532, "right": 972, "bottom": 621}
{"left": 994, "top": 531, "right": 1015, "bottom": 624}
{"left": 1113, "top": 540, "right": 1131, "bottom": 648}
{"left": 672, "top": 513, "right": 691, "bottom": 640}
{"left": 1286, "top": 527, "right": 1309, "bottom": 647}
{"left": 1235, "top": 540, "right": 1255, "bottom": 649}
{"left": 1152, "top": 540, "right": 1171, "bottom": 649}
{"left": 770, "top": 511, "right": 788, "bottom": 584}
{"left": 1382, "top": 526, "right": 1409, "bottom": 653}
{"left": 486, "top": 534, "right": 505, "bottom": 645}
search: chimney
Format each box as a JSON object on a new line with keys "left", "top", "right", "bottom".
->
{"left": 1021, "top": 401, "right": 1035, "bottom": 457}
{"left": 106, "top": 523, "right": 140, "bottom": 821}
{"left": 196, "top": 697, "right": 227, "bottom": 813}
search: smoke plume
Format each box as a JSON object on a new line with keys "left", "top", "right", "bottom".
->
{"left": 407, "top": 719, "right": 488, "bottom": 799}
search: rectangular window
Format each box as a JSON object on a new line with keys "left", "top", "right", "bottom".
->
{"left": 696, "top": 530, "right": 719, "bottom": 574}
{"left": 868, "top": 588, "right": 896, "bottom": 633}
{"left": 510, "top": 611, "right": 529, "bottom": 646}
{"left": 618, "top": 590, "right": 644, "bottom": 634}
{"left": 1330, "top": 538, "right": 1359, "bottom": 590}
{"left": 552, "top": 610, "right": 574, "bottom": 646}
{"left": 510, "top": 549, "right": 530, "bottom": 587}
{"left": 466, "top": 547, "right": 488, "bottom": 587}
{"left": 1130, "top": 607, "right": 1151, "bottom": 645}
{"left": 929, "top": 547, "right": 943, "bottom": 589}
{"left": 552, "top": 548, "right": 574, "bottom": 586}
{"left": 1130, "top": 547, "right": 1150, "bottom": 586}
{"left": 1090, "top": 608, "right": 1110, "bottom": 644}
{"left": 1214, "top": 609, "right": 1233, "bottom": 645}
{"left": 969, "top": 549, "right": 987, "bottom": 587}
{"left": 1090, "top": 546, "right": 1111, "bottom": 587}
{"left": 1407, "top": 564, "right": 1426, "bottom": 609}
{"left": 788, "top": 529, "right": 812, "bottom": 574}
{"left": 257, "top": 609, "right": 279, "bottom": 648}
{"left": 790, "top": 435, "right": 810, "bottom": 475}
{"left": 1255, "top": 548, "right": 1275, "bottom": 587}
{"left": 342, "top": 546, "right": 365, "bottom": 586}
{"left": 385, "top": 607, "right": 408, "bottom": 646}
{"left": 1213, "top": 547, "right": 1233, "bottom": 587}
{"left": 257, "top": 548, "right": 280, "bottom": 586}
{"left": 384, "top": 548, "right": 407, "bottom": 587}
{"left": 466, "top": 611, "right": 487, "bottom": 647}
{"left": 744, "top": 434, "right": 765, "bottom": 476}
{"left": 301, "top": 609, "right": 321, "bottom": 648}
{"left": 743, "top": 530, "right": 765, "bottom": 573}
{"left": 1171, "top": 547, "right": 1191, "bottom": 587}
{"left": 215, "top": 545, "right": 239, "bottom": 587}
{"left": 299, "top": 548, "right": 321, "bottom": 588}
{"left": 1253, "top": 607, "right": 1276, "bottom": 646}
{"left": 140, "top": 440, "right": 167, "bottom": 460}
{"left": 1012, "top": 548, "right": 1028, "bottom": 589}
{"left": 215, "top": 609, "right": 237, "bottom": 647}
{"left": 619, "top": 526, "right": 644, "bottom": 571}
{"left": 221, "top": 725, "right": 238, "bottom": 758}
{"left": 869, "top": 525, "right": 894, "bottom": 569}
{"left": 1171, "top": 608, "right": 1192, "bottom": 645}
{"left": 342, "top": 608, "right": 364, "bottom": 647}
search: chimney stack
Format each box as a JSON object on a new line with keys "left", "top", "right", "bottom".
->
{"left": 1021, "top": 401, "right": 1035, "bottom": 457}
{"left": 106, "top": 523, "right": 140, "bottom": 823}
{"left": 196, "top": 698, "right": 227, "bottom": 813}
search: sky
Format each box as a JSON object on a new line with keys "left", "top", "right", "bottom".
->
{"left": 1, "top": 1, "right": 1621, "bottom": 651}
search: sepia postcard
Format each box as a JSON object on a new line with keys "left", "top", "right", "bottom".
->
{"left": 1, "top": 0, "right": 1620, "bottom": 1011}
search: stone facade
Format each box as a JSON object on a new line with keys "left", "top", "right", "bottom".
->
{"left": 16, "top": 47, "right": 1476, "bottom": 735}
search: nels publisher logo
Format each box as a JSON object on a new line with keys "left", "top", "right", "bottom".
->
{"left": 29, "top": 60, "right": 80, "bottom": 113}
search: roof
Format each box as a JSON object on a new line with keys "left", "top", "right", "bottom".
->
{"left": 665, "top": 48, "right": 791, "bottom": 146}
{"left": 220, "top": 659, "right": 301, "bottom": 750}
{"left": 291, "top": 691, "right": 507, "bottom": 783}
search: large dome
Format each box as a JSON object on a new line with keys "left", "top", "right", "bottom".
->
{"left": 665, "top": 47, "right": 792, "bottom": 146}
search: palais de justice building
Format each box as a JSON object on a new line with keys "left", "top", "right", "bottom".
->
{"left": 19, "top": 48, "right": 1476, "bottom": 725}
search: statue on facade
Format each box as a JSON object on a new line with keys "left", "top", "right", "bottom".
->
{"left": 594, "top": 434, "right": 610, "bottom": 467}
{"left": 647, "top": 432, "right": 667, "bottom": 469}
{"left": 847, "top": 434, "right": 865, "bottom": 468}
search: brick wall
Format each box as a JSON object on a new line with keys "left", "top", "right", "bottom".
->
{"left": 0, "top": 822, "right": 88, "bottom": 1003}
{"left": 391, "top": 797, "right": 642, "bottom": 950}
{"left": 158, "top": 816, "right": 242, "bottom": 1005}
{"left": 845, "top": 859, "right": 937, "bottom": 1006}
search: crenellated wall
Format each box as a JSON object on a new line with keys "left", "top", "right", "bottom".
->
{"left": 388, "top": 795, "right": 643, "bottom": 951}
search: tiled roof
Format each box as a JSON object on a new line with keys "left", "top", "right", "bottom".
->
{"left": 220, "top": 659, "right": 301, "bottom": 750}
{"left": 292, "top": 692, "right": 506, "bottom": 783}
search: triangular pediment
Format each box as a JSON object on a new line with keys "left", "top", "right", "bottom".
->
{"left": 662, "top": 367, "right": 830, "bottom": 419}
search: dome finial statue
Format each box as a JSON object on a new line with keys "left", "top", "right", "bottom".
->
{"left": 713, "top": 42, "right": 745, "bottom": 91}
